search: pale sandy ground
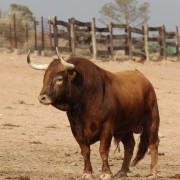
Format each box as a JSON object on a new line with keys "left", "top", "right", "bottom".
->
{"left": 0, "top": 51, "right": 180, "bottom": 180}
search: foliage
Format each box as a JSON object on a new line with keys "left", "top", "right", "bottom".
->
{"left": 0, "top": 4, "right": 34, "bottom": 48}
{"left": 8, "top": 4, "right": 33, "bottom": 22}
{"left": 99, "top": 0, "right": 149, "bottom": 27}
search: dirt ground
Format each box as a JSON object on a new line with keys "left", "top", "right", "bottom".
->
{"left": 0, "top": 51, "right": 180, "bottom": 180}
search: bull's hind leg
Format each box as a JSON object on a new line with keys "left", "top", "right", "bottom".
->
{"left": 147, "top": 140, "right": 159, "bottom": 179}
{"left": 114, "top": 132, "right": 135, "bottom": 178}
{"left": 147, "top": 102, "right": 160, "bottom": 179}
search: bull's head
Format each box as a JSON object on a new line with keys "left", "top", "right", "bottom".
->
{"left": 27, "top": 48, "right": 78, "bottom": 111}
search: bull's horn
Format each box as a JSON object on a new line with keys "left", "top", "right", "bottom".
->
{"left": 27, "top": 50, "right": 49, "bottom": 70}
{"left": 56, "top": 47, "right": 75, "bottom": 70}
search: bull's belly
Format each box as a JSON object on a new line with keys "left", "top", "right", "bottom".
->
{"left": 113, "top": 120, "right": 143, "bottom": 135}
{"left": 83, "top": 130, "right": 101, "bottom": 145}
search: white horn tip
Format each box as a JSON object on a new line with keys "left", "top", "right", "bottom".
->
{"left": 55, "top": 47, "right": 75, "bottom": 70}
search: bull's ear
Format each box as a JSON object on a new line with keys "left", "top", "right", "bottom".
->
{"left": 67, "top": 70, "right": 76, "bottom": 81}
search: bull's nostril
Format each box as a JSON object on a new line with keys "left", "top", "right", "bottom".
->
{"left": 38, "top": 95, "right": 46, "bottom": 102}
{"left": 38, "top": 94, "right": 52, "bottom": 105}
{"left": 41, "top": 95, "right": 46, "bottom": 101}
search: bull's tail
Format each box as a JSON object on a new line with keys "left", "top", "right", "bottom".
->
{"left": 131, "top": 125, "right": 149, "bottom": 166}
{"left": 113, "top": 136, "right": 121, "bottom": 154}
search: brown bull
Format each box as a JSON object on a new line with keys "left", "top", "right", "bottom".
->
{"left": 27, "top": 48, "right": 160, "bottom": 179}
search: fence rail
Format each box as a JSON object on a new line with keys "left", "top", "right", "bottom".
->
{"left": 0, "top": 14, "right": 179, "bottom": 60}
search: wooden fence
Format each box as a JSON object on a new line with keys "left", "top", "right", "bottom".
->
{"left": 0, "top": 14, "right": 179, "bottom": 60}
{"left": 49, "top": 16, "right": 180, "bottom": 60}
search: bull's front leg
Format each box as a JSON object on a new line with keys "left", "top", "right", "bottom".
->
{"left": 99, "top": 123, "right": 113, "bottom": 180}
{"left": 79, "top": 143, "right": 93, "bottom": 180}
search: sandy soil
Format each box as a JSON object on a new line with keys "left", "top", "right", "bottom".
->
{"left": 0, "top": 52, "right": 180, "bottom": 180}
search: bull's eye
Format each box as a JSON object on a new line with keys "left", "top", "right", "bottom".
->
{"left": 55, "top": 76, "right": 63, "bottom": 85}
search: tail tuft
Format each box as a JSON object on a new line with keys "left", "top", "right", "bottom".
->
{"left": 131, "top": 127, "right": 149, "bottom": 166}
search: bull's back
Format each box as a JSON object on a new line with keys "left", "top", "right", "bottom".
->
{"left": 112, "top": 70, "right": 156, "bottom": 115}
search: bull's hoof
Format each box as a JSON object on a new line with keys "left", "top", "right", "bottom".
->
{"left": 81, "top": 173, "right": 93, "bottom": 180}
{"left": 146, "top": 173, "right": 157, "bottom": 179}
{"left": 100, "top": 173, "right": 112, "bottom": 180}
{"left": 114, "top": 170, "right": 127, "bottom": 178}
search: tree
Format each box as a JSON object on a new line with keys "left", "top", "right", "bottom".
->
{"left": 4, "top": 4, "right": 34, "bottom": 47}
{"left": 8, "top": 4, "right": 33, "bottom": 22}
{"left": 99, "top": 0, "right": 149, "bottom": 27}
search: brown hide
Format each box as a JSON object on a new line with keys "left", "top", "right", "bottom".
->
{"left": 40, "top": 56, "right": 158, "bottom": 143}
{"left": 38, "top": 56, "right": 160, "bottom": 177}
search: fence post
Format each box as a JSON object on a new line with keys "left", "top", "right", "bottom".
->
{"left": 33, "top": 16, "right": 37, "bottom": 50}
{"left": 91, "top": 17, "right": 97, "bottom": 60}
{"left": 161, "top": 25, "right": 167, "bottom": 59}
{"left": 41, "top": 16, "right": 44, "bottom": 51}
{"left": 109, "top": 23, "right": 114, "bottom": 60}
{"left": 175, "top": 26, "right": 179, "bottom": 61}
{"left": 25, "top": 23, "right": 29, "bottom": 43}
{"left": 144, "top": 23, "right": 149, "bottom": 61}
{"left": 9, "top": 23, "right": 12, "bottom": 48}
{"left": 53, "top": 16, "right": 58, "bottom": 50}
{"left": 48, "top": 17, "right": 53, "bottom": 50}
{"left": 127, "top": 26, "right": 132, "bottom": 60}
{"left": 70, "top": 17, "right": 75, "bottom": 55}
{"left": 13, "top": 14, "right": 17, "bottom": 49}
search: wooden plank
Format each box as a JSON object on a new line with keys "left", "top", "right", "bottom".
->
{"left": 133, "top": 41, "right": 145, "bottom": 46}
{"left": 132, "top": 51, "right": 146, "bottom": 57}
{"left": 75, "top": 26, "right": 91, "bottom": 32}
{"left": 75, "top": 31, "right": 91, "bottom": 38}
{"left": 112, "top": 34, "right": 127, "bottom": 39}
{"left": 96, "top": 34, "right": 109, "bottom": 39}
{"left": 111, "top": 23, "right": 128, "bottom": 29}
{"left": 166, "top": 42, "right": 176, "bottom": 46}
{"left": 130, "top": 27, "right": 144, "bottom": 35}
{"left": 95, "top": 27, "right": 109, "bottom": 33}
{"left": 96, "top": 38, "right": 109, "bottom": 44}
{"left": 132, "top": 38, "right": 144, "bottom": 45}
{"left": 133, "top": 45, "right": 144, "bottom": 49}
{"left": 148, "top": 26, "right": 161, "bottom": 31}
{"left": 148, "top": 37, "right": 161, "bottom": 42}
{"left": 113, "top": 45, "right": 128, "bottom": 50}
{"left": 74, "top": 19, "right": 91, "bottom": 27}
{"left": 56, "top": 20, "right": 70, "bottom": 28}
{"left": 97, "top": 50, "right": 111, "bottom": 56}
{"left": 76, "top": 44, "right": 91, "bottom": 49}
{"left": 166, "top": 32, "right": 175, "bottom": 37}
{"left": 166, "top": 36, "right": 175, "bottom": 39}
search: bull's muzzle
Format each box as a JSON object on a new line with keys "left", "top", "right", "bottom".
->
{"left": 38, "top": 94, "right": 52, "bottom": 105}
